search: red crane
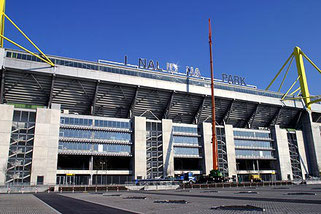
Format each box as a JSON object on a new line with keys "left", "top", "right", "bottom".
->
{"left": 208, "top": 18, "right": 218, "bottom": 171}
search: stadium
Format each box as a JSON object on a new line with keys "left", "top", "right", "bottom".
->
{"left": 0, "top": 46, "right": 320, "bottom": 186}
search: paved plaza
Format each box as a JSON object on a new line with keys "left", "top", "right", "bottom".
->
{"left": 1, "top": 184, "right": 321, "bottom": 213}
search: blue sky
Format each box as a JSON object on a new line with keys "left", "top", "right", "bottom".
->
{"left": 4, "top": 0, "right": 321, "bottom": 94}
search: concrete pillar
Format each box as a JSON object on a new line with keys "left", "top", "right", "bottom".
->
{"left": 225, "top": 124, "right": 237, "bottom": 178}
{"left": 273, "top": 125, "right": 292, "bottom": 180}
{"left": 162, "top": 119, "right": 174, "bottom": 177}
{"left": 311, "top": 122, "right": 321, "bottom": 176}
{"left": 89, "top": 156, "right": 94, "bottom": 170}
{"left": 301, "top": 111, "right": 321, "bottom": 176}
{"left": 133, "top": 116, "right": 146, "bottom": 179}
{"left": 89, "top": 156, "right": 94, "bottom": 185}
{"left": 296, "top": 130, "right": 309, "bottom": 179}
{"left": 0, "top": 104, "right": 14, "bottom": 185}
{"left": 202, "top": 122, "right": 213, "bottom": 175}
{"left": 30, "top": 107, "right": 60, "bottom": 185}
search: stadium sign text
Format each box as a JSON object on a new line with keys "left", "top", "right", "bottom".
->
{"left": 137, "top": 58, "right": 201, "bottom": 78}
{"left": 222, "top": 73, "right": 246, "bottom": 86}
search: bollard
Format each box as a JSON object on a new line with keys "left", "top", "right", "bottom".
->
{"left": 72, "top": 187, "right": 75, "bottom": 193}
{"left": 7, "top": 187, "right": 11, "bottom": 194}
{"left": 117, "top": 186, "right": 119, "bottom": 192}
{"left": 22, "top": 187, "right": 24, "bottom": 194}
{"left": 60, "top": 188, "right": 62, "bottom": 193}
{"left": 35, "top": 187, "right": 38, "bottom": 194}
{"left": 95, "top": 186, "right": 97, "bottom": 192}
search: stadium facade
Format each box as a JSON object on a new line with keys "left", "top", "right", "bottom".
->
{"left": 0, "top": 48, "right": 320, "bottom": 186}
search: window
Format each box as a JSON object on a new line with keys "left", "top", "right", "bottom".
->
{"left": 37, "top": 176, "right": 44, "bottom": 185}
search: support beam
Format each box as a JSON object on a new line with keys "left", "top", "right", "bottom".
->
{"left": 266, "top": 107, "right": 282, "bottom": 127}
{"left": 77, "top": 80, "right": 90, "bottom": 100}
{"left": 52, "top": 79, "right": 76, "bottom": 99}
{"left": 47, "top": 74, "right": 55, "bottom": 108}
{"left": 292, "top": 110, "right": 303, "bottom": 129}
{"left": 91, "top": 80, "right": 100, "bottom": 115}
{"left": 220, "top": 99, "right": 234, "bottom": 124}
{"left": 0, "top": 69, "right": 4, "bottom": 103}
{"left": 5, "top": 73, "right": 29, "bottom": 94}
{"left": 127, "top": 86, "right": 139, "bottom": 118}
{"left": 162, "top": 91, "right": 175, "bottom": 119}
{"left": 294, "top": 47, "right": 311, "bottom": 109}
{"left": 192, "top": 95, "right": 207, "bottom": 124}
{"left": 244, "top": 103, "right": 259, "bottom": 128}
{"left": 30, "top": 74, "right": 48, "bottom": 97}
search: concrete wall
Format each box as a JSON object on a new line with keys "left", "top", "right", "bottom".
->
{"left": 30, "top": 107, "right": 60, "bottom": 185}
{"left": 0, "top": 104, "right": 14, "bottom": 185}
{"left": 133, "top": 117, "right": 146, "bottom": 179}
{"left": 311, "top": 122, "right": 321, "bottom": 176}
{"left": 202, "top": 122, "right": 213, "bottom": 175}
{"left": 162, "top": 119, "right": 174, "bottom": 177}
{"left": 225, "top": 124, "right": 237, "bottom": 178}
{"left": 301, "top": 111, "right": 321, "bottom": 176}
{"left": 274, "top": 125, "right": 293, "bottom": 180}
{"left": 296, "top": 130, "right": 309, "bottom": 179}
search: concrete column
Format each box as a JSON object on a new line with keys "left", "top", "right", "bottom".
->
{"left": 311, "top": 122, "right": 321, "bottom": 175}
{"left": 89, "top": 156, "right": 94, "bottom": 185}
{"left": 30, "top": 107, "right": 60, "bottom": 185}
{"left": 89, "top": 156, "right": 94, "bottom": 170}
{"left": 0, "top": 104, "right": 14, "bottom": 185}
{"left": 296, "top": 130, "right": 309, "bottom": 179}
{"left": 202, "top": 122, "right": 213, "bottom": 175}
{"left": 301, "top": 111, "right": 321, "bottom": 176}
{"left": 225, "top": 124, "right": 237, "bottom": 178}
{"left": 273, "top": 125, "right": 292, "bottom": 180}
{"left": 162, "top": 119, "right": 174, "bottom": 177}
{"left": 133, "top": 116, "right": 146, "bottom": 179}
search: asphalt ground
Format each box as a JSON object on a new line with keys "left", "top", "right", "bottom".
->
{"left": 2, "top": 184, "right": 321, "bottom": 213}
{"left": 34, "top": 193, "right": 136, "bottom": 214}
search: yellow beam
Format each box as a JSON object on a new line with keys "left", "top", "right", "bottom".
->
{"left": 289, "top": 87, "right": 300, "bottom": 96}
{"left": 278, "top": 55, "right": 294, "bottom": 92}
{"left": 281, "top": 75, "right": 300, "bottom": 100}
{"left": 300, "top": 51, "right": 321, "bottom": 75}
{"left": 2, "top": 13, "right": 54, "bottom": 66}
{"left": 0, "top": 34, "right": 54, "bottom": 66}
{"left": 266, "top": 53, "right": 294, "bottom": 90}
{"left": 0, "top": 0, "right": 5, "bottom": 48}
{"left": 293, "top": 47, "right": 311, "bottom": 109}
{"left": 309, "top": 98, "right": 321, "bottom": 105}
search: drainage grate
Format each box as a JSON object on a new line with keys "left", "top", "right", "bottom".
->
{"left": 286, "top": 192, "right": 316, "bottom": 195}
{"left": 154, "top": 200, "right": 188, "bottom": 204}
{"left": 211, "top": 205, "right": 265, "bottom": 211}
{"left": 103, "top": 194, "right": 122, "bottom": 197}
{"left": 236, "top": 191, "right": 258, "bottom": 194}
{"left": 123, "top": 196, "right": 147, "bottom": 199}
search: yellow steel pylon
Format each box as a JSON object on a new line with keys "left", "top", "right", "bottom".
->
{"left": 0, "top": 0, "right": 54, "bottom": 66}
{"left": 266, "top": 47, "right": 321, "bottom": 110}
